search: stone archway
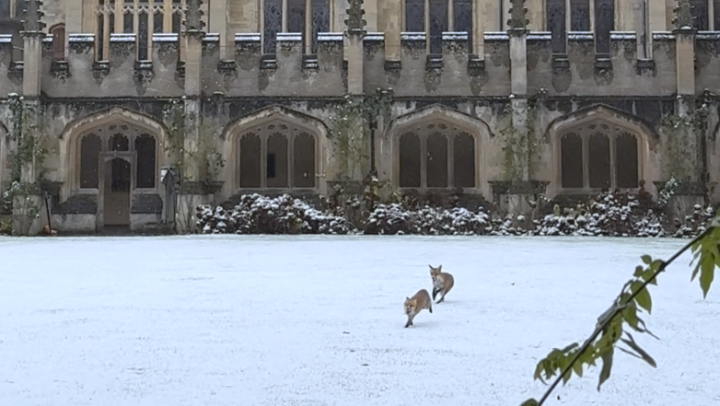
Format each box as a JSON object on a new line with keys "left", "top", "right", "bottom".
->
{"left": 221, "top": 105, "right": 328, "bottom": 197}
{"left": 61, "top": 108, "right": 166, "bottom": 231}
{"left": 386, "top": 104, "right": 491, "bottom": 197}
{"left": 545, "top": 105, "right": 655, "bottom": 196}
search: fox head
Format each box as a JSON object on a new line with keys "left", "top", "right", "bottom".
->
{"left": 404, "top": 298, "right": 417, "bottom": 314}
{"left": 429, "top": 264, "right": 443, "bottom": 278}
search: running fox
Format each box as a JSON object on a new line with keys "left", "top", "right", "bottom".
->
{"left": 403, "top": 289, "right": 432, "bottom": 328}
{"left": 429, "top": 264, "right": 454, "bottom": 304}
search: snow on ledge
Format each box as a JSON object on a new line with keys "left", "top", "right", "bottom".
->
{"left": 401, "top": 32, "right": 426, "bottom": 41}
{"left": 235, "top": 33, "right": 261, "bottom": 42}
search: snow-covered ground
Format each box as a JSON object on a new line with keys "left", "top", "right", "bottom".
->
{"left": 1, "top": 235, "right": 719, "bottom": 406}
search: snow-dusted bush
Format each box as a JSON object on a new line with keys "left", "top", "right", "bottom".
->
{"left": 534, "top": 192, "right": 666, "bottom": 237}
{"left": 194, "top": 191, "right": 715, "bottom": 238}
{"left": 196, "top": 194, "right": 354, "bottom": 235}
{"left": 363, "top": 204, "right": 492, "bottom": 235}
{"left": 671, "top": 204, "right": 715, "bottom": 238}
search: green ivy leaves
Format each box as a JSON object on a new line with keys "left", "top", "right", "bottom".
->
{"left": 524, "top": 211, "right": 720, "bottom": 406}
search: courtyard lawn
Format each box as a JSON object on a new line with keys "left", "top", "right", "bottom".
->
{"left": 1, "top": 235, "right": 718, "bottom": 406}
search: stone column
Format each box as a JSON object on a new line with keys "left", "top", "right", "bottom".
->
{"left": 378, "top": 0, "right": 401, "bottom": 66}
{"left": 175, "top": 0, "right": 214, "bottom": 234}
{"left": 345, "top": 0, "right": 365, "bottom": 95}
{"left": 501, "top": 0, "right": 539, "bottom": 225}
{"left": 664, "top": 0, "right": 704, "bottom": 220}
{"left": 12, "top": 0, "right": 46, "bottom": 235}
{"left": 471, "top": 0, "right": 485, "bottom": 61}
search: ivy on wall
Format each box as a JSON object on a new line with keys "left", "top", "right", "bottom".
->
{"left": 1, "top": 95, "right": 48, "bottom": 235}
{"left": 497, "top": 98, "right": 539, "bottom": 184}
{"left": 162, "top": 97, "right": 225, "bottom": 186}
{"left": 327, "top": 89, "right": 393, "bottom": 182}
{"left": 660, "top": 109, "right": 705, "bottom": 182}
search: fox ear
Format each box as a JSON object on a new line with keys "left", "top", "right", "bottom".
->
{"left": 406, "top": 297, "right": 410, "bottom": 300}
{"left": 428, "top": 264, "right": 432, "bottom": 269}
{"left": 438, "top": 265, "right": 442, "bottom": 271}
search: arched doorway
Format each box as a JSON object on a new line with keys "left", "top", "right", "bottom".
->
{"left": 103, "top": 157, "right": 132, "bottom": 226}
{"left": 77, "top": 126, "right": 159, "bottom": 231}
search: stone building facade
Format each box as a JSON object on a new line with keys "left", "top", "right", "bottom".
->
{"left": 0, "top": 0, "right": 719, "bottom": 234}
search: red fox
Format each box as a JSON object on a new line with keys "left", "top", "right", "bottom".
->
{"left": 404, "top": 289, "right": 432, "bottom": 328}
{"left": 429, "top": 264, "right": 454, "bottom": 304}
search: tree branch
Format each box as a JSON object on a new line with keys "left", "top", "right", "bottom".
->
{"left": 536, "top": 227, "right": 712, "bottom": 406}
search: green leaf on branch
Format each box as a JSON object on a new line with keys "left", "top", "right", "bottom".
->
{"left": 572, "top": 360, "right": 584, "bottom": 378}
{"left": 631, "top": 281, "right": 653, "bottom": 314}
{"left": 597, "top": 346, "right": 614, "bottom": 391}
{"left": 641, "top": 255, "right": 652, "bottom": 265}
{"left": 520, "top": 398, "right": 539, "bottom": 406}
{"left": 620, "top": 332, "right": 657, "bottom": 368}
{"left": 622, "top": 301, "right": 639, "bottom": 330}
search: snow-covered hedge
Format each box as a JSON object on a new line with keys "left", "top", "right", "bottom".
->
{"left": 196, "top": 194, "right": 353, "bottom": 235}
{"left": 195, "top": 192, "right": 715, "bottom": 238}
{"left": 363, "top": 204, "right": 492, "bottom": 235}
{"left": 533, "top": 192, "right": 665, "bottom": 237}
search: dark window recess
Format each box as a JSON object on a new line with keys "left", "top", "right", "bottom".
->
{"left": 172, "top": 12, "right": 181, "bottom": 33}
{"left": 124, "top": 11, "right": 133, "bottom": 33}
{"left": 80, "top": 134, "right": 102, "bottom": 189}
{"left": 97, "top": 14, "right": 105, "bottom": 60}
{"left": 453, "top": 133, "right": 475, "bottom": 188}
{"left": 547, "top": 0, "right": 567, "bottom": 54}
{"left": 405, "top": 0, "right": 425, "bottom": 32}
{"left": 266, "top": 134, "right": 288, "bottom": 187}
{"left": 109, "top": 134, "right": 129, "bottom": 151}
{"left": 714, "top": 0, "right": 720, "bottom": 31}
{"left": 615, "top": 133, "right": 639, "bottom": 189}
{"left": 135, "top": 135, "right": 156, "bottom": 188}
{"left": 240, "top": 134, "right": 262, "bottom": 188}
{"left": 694, "top": 0, "right": 709, "bottom": 30}
{"left": 138, "top": 12, "right": 149, "bottom": 60}
{"left": 399, "top": 133, "right": 422, "bottom": 188}
{"left": 287, "top": 0, "right": 305, "bottom": 33}
{"left": 153, "top": 11, "right": 164, "bottom": 33}
{"left": 588, "top": 133, "right": 611, "bottom": 189}
{"left": 110, "top": 158, "right": 132, "bottom": 191}
{"left": 311, "top": 0, "right": 330, "bottom": 53}
{"left": 426, "top": 133, "right": 448, "bottom": 188}
{"left": 293, "top": 133, "right": 316, "bottom": 188}
{"left": 266, "top": 153, "right": 277, "bottom": 179}
{"left": 0, "top": 0, "right": 9, "bottom": 19}
{"left": 453, "top": 0, "right": 473, "bottom": 50}
{"left": 263, "top": 0, "right": 282, "bottom": 54}
{"left": 428, "top": 0, "right": 448, "bottom": 55}
{"left": 560, "top": 133, "right": 583, "bottom": 188}
{"left": 570, "top": 0, "right": 590, "bottom": 31}
{"left": 594, "top": 0, "right": 614, "bottom": 55}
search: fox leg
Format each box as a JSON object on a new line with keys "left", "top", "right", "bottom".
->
{"left": 429, "top": 303, "right": 433, "bottom": 313}
{"left": 437, "top": 290, "right": 446, "bottom": 304}
{"left": 432, "top": 288, "right": 439, "bottom": 301}
{"left": 405, "top": 313, "right": 416, "bottom": 328}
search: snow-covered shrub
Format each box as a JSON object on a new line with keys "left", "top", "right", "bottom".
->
{"left": 196, "top": 194, "right": 355, "bottom": 235}
{"left": 363, "top": 204, "right": 492, "bottom": 235}
{"left": 535, "top": 192, "right": 666, "bottom": 237}
{"left": 671, "top": 204, "right": 715, "bottom": 238}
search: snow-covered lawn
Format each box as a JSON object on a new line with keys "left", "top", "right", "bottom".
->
{"left": 1, "top": 235, "right": 719, "bottom": 406}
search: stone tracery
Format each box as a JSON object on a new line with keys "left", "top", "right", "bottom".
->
{"left": 397, "top": 120, "right": 477, "bottom": 190}
{"left": 558, "top": 120, "right": 641, "bottom": 191}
